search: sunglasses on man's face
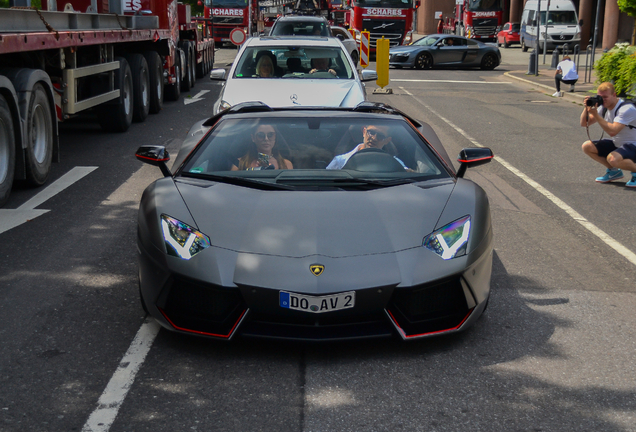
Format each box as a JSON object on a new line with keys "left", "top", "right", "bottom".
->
{"left": 255, "top": 132, "right": 276, "bottom": 140}
{"left": 366, "top": 129, "right": 387, "bottom": 141}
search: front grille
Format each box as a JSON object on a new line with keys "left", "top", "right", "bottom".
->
{"left": 550, "top": 34, "right": 574, "bottom": 41}
{"left": 213, "top": 26, "right": 233, "bottom": 39}
{"left": 363, "top": 19, "right": 406, "bottom": 47}
{"left": 387, "top": 276, "right": 472, "bottom": 337}
{"left": 157, "top": 275, "right": 247, "bottom": 337}
{"left": 473, "top": 26, "right": 497, "bottom": 36}
{"left": 213, "top": 17, "right": 244, "bottom": 25}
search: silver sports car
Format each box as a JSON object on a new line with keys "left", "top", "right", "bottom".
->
{"left": 136, "top": 102, "right": 494, "bottom": 341}
{"left": 210, "top": 37, "right": 377, "bottom": 114}
{"left": 389, "top": 34, "right": 501, "bottom": 70}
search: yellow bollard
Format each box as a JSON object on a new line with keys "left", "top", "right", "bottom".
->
{"left": 375, "top": 37, "right": 389, "bottom": 89}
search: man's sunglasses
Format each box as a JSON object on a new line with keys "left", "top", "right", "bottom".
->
{"left": 366, "top": 129, "right": 387, "bottom": 140}
{"left": 255, "top": 132, "right": 276, "bottom": 140}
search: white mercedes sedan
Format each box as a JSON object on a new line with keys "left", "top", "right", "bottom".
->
{"left": 210, "top": 36, "right": 377, "bottom": 114}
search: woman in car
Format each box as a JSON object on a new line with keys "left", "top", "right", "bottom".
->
{"left": 233, "top": 123, "right": 293, "bottom": 170}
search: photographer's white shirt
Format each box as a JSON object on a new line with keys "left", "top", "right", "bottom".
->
{"left": 603, "top": 100, "right": 636, "bottom": 146}
{"left": 557, "top": 59, "right": 578, "bottom": 80}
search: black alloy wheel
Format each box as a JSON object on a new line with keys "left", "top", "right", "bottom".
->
{"left": 414, "top": 52, "right": 432, "bottom": 70}
{"left": 481, "top": 53, "right": 498, "bottom": 70}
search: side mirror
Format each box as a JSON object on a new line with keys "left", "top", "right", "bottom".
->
{"left": 360, "top": 69, "right": 378, "bottom": 81}
{"left": 456, "top": 147, "right": 493, "bottom": 178}
{"left": 209, "top": 68, "right": 227, "bottom": 81}
{"left": 136, "top": 145, "right": 172, "bottom": 177}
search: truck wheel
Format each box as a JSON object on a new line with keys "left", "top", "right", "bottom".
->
{"left": 0, "top": 94, "right": 16, "bottom": 207}
{"left": 25, "top": 83, "right": 54, "bottom": 186}
{"left": 196, "top": 47, "right": 205, "bottom": 79}
{"left": 126, "top": 53, "right": 150, "bottom": 123}
{"left": 98, "top": 57, "right": 134, "bottom": 132}
{"left": 143, "top": 51, "right": 164, "bottom": 114}
{"left": 165, "top": 55, "right": 181, "bottom": 102}
{"left": 180, "top": 45, "right": 192, "bottom": 92}
{"left": 189, "top": 43, "right": 196, "bottom": 88}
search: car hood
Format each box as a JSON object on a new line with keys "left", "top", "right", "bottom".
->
{"left": 222, "top": 79, "right": 363, "bottom": 108}
{"left": 175, "top": 179, "right": 456, "bottom": 258}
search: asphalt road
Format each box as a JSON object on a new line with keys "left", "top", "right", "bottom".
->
{"left": 0, "top": 46, "right": 635, "bottom": 432}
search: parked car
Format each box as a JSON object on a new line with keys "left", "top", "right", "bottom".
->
{"left": 331, "top": 25, "right": 360, "bottom": 65}
{"left": 497, "top": 22, "right": 520, "bottom": 48}
{"left": 135, "top": 102, "right": 495, "bottom": 341}
{"left": 209, "top": 37, "right": 377, "bottom": 114}
{"left": 389, "top": 34, "right": 501, "bottom": 70}
{"left": 269, "top": 15, "right": 332, "bottom": 37}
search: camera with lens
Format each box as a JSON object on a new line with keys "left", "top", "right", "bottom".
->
{"left": 586, "top": 95, "right": 604, "bottom": 107}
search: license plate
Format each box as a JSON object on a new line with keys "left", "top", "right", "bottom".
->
{"left": 279, "top": 291, "right": 355, "bottom": 313}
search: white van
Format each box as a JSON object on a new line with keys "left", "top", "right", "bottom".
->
{"left": 520, "top": 0, "right": 581, "bottom": 52}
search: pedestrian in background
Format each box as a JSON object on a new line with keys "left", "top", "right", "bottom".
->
{"left": 580, "top": 82, "right": 636, "bottom": 187}
{"left": 553, "top": 55, "right": 578, "bottom": 97}
{"left": 437, "top": 18, "right": 444, "bottom": 34}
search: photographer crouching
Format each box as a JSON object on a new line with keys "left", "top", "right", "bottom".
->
{"left": 580, "top": 82, "right": 636, "bottom": 187}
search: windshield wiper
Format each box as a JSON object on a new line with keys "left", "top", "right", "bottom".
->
{"left": 181, "top": 172, "right": 294, "bottom": 190}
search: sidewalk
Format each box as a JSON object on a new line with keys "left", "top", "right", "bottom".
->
{"left": 504, "top": 51, "right": 600, "bottom": 103}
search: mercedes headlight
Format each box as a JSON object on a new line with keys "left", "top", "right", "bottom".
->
{"left": 161, "top": 214, "right": 210, "bottom": 260}
{"left": 422, "top": 216, "right": 471, "bottom": 260}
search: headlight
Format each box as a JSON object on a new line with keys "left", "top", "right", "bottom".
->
{"left": 422, "top": 216, "right": 471, "bottom": 260}
{"left": 161, "top": 214, "right": 211, "bottom": 260}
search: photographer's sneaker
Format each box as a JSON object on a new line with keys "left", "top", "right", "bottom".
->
{"left": 626, "top": 174, "right": 636, "bottom": 188}
{"left": 595, "top": 168, "right": 623, "bottom": 183}
{"left": 552, "top": 91, "right": 562, "bottom": 97}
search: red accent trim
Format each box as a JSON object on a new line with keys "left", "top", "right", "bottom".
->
{"left": 386, "top": 308, "right": 473, "bottom": 339}
{"left": 158, "top": 307, "right": 247, "bottom": 338}
{"left": 457, "top": 156, "right": 494, "bottom": 163}
{"left": 136, "top": 154, "right": 170, "bottom": 162}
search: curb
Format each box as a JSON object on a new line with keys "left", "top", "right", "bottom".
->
{"left": 503, "top": 71, "right": 590, "bottom": 103}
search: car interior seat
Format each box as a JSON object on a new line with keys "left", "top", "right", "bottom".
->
{"left": 286, "top": 57, "right": 306, "bottom": 73}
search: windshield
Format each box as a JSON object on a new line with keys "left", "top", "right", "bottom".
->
{"left": 412, "top": 35, "right": 440, "bottom": 46}
{"left": 352, "top": 0, "right": 413, "bottom": 8}
{"left": 270, "top": 20, "right": 330, "bottom": 36}
{"left": 180, "top": 116, "right": 448, "bottom": 187}
{"left": 233, "top": 46, "right": 354, "bottom": 79}
{"left": 466, "top": 0, "right": 503, "bottom": 12}
{"left": 205, "top": 0, "right": 248, "bottom": 7}
{"left": 539, "top": 10, "right": 577, "bottom": 25}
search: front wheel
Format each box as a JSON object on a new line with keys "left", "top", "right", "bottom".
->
{"left": 481, "top": 53, "right": 498, "bottom": 70}
{"left": 414, "top": 52, "right": 432, "bottom": 70}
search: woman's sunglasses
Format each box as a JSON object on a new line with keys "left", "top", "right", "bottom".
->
{"left": 255, "top": 132, "right": 276, "bottom": 140}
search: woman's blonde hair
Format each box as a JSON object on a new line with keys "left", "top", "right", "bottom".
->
{"left": 255, "top": 55, "right": 273, "bottom": 76}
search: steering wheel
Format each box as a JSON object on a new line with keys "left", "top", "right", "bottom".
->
{"left": 309, "top": 70, "right": 337, "bottom": 78}
{"left": 342, "top": 148, "right": 405, "bottom": 172}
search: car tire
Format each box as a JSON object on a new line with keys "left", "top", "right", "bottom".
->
{"left": 350, "top": 50, "right": 359, "bottom": 66}
{"left": 98, "top": 57, "right": 134, "bottom": 133}
{"left": 143, "top": 50, "right": 164, "bottom": 114}
{"left": 125, "top": 53, "right": 150, "bottom": 123}
{"left": 521, "top": 38, "right": 528, "bottom": 52}
{"left": 0, "top": 94, "right": 16, "bottom": 207}
{"left": 414, "top": 52, "right": 432, "bottom": 70}
{"left": 25, "top": 83, "right": 54, "bottom": 186}
{"left": 480, "top": 53, "right": 498, "bottom": 70}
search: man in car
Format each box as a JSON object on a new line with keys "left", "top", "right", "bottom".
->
{"left": 309, "top": 57, "right": 337, "bottom": 76}
{"left": 580, "top": 82, "right": 636, "bottom": 187}
{"left": 327, "top": 125, "right": 407, "bottom": 170}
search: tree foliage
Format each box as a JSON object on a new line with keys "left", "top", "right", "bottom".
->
{"left": 617, "top": 0, "right": 636, "bottom": 44}
{"left": 595, "top": 43, "right": 636, "bottom": 96}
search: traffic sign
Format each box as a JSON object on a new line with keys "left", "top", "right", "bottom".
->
{"left": 360, "top": 31, "right": 370, "bottom": 68}
{"left": 229, "top": 28, "right": 246, "bottom": 46}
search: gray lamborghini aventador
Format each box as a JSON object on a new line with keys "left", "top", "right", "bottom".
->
{"left": 135, "top": 102, "right": 494, "bottom": 341}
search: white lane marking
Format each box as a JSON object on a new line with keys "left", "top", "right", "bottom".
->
{"left": 82, "top": 319, "right": 161, "bottom": 432}
{"left": 391, "top": 79, "right": 512, "bottom": 84}
{"left": 184, "top": 89, "right": 210, "bottom": 105}
{"left": 400, "top": 87, "right": 636, "bottom": 267}
{"left": 0, "top": 166, "right": 97, "bottom": 235}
